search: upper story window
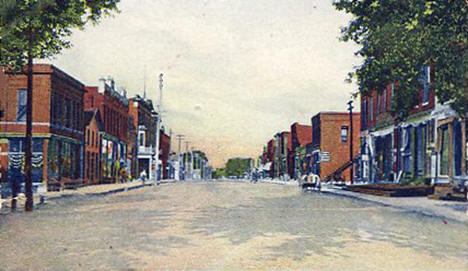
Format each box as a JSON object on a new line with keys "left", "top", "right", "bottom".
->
{"left": 139, "top": 132, "right": 145, "bottom": 146}
{"left": 362, "top": 99, "right": 368, "bottom": 129}
{"left": 369, "top": 97, "right": 373, "bottom": 122}
{"left": 16, "top": 89, "right": 27, "bottom": 122}
{"left": 376, "top": 92, "right": 381, "bottom": 114}
{"left": 390, "top": 83, "right": 395, "bottom": 107}
{"left": 421, "top": 65, "right": 431, "bottom": 105}
{"left": 341, "top": 126, "right": 349, "bottom": 142}
{"left": 383, "top": 88, "right": 387, "bottom": 112}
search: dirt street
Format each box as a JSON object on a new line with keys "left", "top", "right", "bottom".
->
{"left": 1, "top": 181, "right": 467, "bottom": 270}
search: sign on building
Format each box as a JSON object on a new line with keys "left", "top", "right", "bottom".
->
{"left": 321, "top": 152, "right": 330, "bottom": 162}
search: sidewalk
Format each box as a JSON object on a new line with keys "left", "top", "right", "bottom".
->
{"left": 321, "top": 186, "right": 468, "bottom": 224}
{"left": 261, "top": 179, "right": 468, "bottom": 224}
{"left": 260, "top": 179, "right": 299, "bottom": 186}
{"left": 0, "top": 180, "right": 174, "bottom": 214}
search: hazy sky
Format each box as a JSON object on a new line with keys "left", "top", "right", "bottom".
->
{"left": 49, "top": 0, "right": 359, "bottom": 168}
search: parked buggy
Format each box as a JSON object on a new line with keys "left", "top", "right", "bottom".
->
{"left": 300, "top": 173, "right": 321, "bottom": 192}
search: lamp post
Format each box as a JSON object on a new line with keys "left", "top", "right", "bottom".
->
{"left": 347, "top": 100, "right": 354, "bottom": 184}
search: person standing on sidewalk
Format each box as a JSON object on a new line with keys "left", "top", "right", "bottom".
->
{"left": 140, "top": 170, "right": 147, "bottom": 184}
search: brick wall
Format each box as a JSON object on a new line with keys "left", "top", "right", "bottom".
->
{"left": 317, "top": 112, "right": 361, "bottom": 181}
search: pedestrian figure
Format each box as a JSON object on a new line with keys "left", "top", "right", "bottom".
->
{"left": 140, "top": 170, "right": 147, "bottom": 184}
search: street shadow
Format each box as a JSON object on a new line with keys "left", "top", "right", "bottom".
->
{"left": 189, "top": 192, "right": 468, "bottom": 261}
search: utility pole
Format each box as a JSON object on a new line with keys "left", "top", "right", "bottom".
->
{"left": 154, "top": 73, "right": 163, "bottom": 184}
{"left": 190, "top": 146, "right": 194, "bottom": 180}
{"left": 175, "top": 135, "right": 184, "bottom": 181}
{"left": 176, "top": 135, "right": 185, "bottom": 154}
{"left": 185, "top": 141, "right": 190, "bottom": 180}
{"left": 348, "top": 100, "right": 354, "bottom": 185}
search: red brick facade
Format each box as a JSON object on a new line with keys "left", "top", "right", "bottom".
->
{"left": 311, "top": 112, "right": 361, "bottom": 182}
{"left": 160, "top": 130, "right": 171, "bottom": 179}
{"left": 0, "top": 64, "right": 84, "bottom": 188}
{"left": 84, "top": 109, "right": 103, "bottom": 184}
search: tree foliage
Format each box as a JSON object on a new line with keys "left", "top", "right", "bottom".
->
{"left": 0, "top": 0, "right": 119, "bottom": 70}
{"left": 334, "top": 0, "right": 468, "bottom": 118}
{"left": 225, "top": 158, "right": 252, "bottom": 178}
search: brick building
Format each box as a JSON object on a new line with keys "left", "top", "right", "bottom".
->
{"left": 84, "top": 78, "right": 129, "bottom": 183}
{"left": 266, "top": 139, "right": 275, "bottom": 178}
{"left": 359, "top": 65, "right": 467, "bottom": 186}
{"left": 127, "top": 115, "right": 138, "bottom": 180}
{"left": 274, "top": 131, "right": 290, "bottom": 178}
{"left": 0, "top": 64, "right": 84, "bottom": 191}
{"left": 310, "top": 112, "right": 361, "bottom": 182}
{"left": 83, "top": 109, "right": 103, "bottom": 184}
{"left": 159, "top": 128, "right": 171, "bottom": 179}
{"left": 129, "top": 95, "right": 158, "bottom": 179}
{"left": 290, "top": 123, "right": 313, "bottom": 179}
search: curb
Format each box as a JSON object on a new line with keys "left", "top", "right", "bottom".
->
{"left": 320, "top": 188, "right": 468, "bottom": 224}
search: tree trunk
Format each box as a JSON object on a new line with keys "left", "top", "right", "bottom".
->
{"left": 24, "top": 31, "right": 34, "bottom": 212}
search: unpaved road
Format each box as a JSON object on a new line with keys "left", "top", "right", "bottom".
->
{"left": 1, "top": 181, "right": 467, "bottom": 270}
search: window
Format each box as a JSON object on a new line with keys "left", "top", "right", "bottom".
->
{"left": 454, "top": 121, "right": 462, "bottom": 176}
{"left": 422, "top": 65, "right": 430, "bottom": 104}
{"left": 390, "top": 83, "right": 395, "bottom": 104}
{"left": 341, "top": 126, "right": 349, "bottom": 142}
{"left": 17, "top": 89, "right": 27, "bottom": 122}
{"left": 362, "top": 100, "right": 368, "bottom": 128}
{"left": 440, "top": 125, "right": 450, "bottom": 176}
{"left": 50, "top": 94, "right": 56, "bottom": 124}
{"left": 32, "top": 139, "right": 43, "bottom": 153}
{"left": 383, "top": 88, "right": 387, "bottom": 112}
{"left": 139, "top": 133, "right": 144, "bottom": 146}
{"left": 377, "top": 92, "right": 381, "bottom": 114}
{"left": 9, "top": 138, "right": 23, "bottom": 152}
{"left": 369, "top": 97, "right": 373, "bottom": 122}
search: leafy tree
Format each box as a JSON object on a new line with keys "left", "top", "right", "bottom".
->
{"left": 212, "top": 168, "right": 226, "bottom": 179}
{"left": 225, "top": 158, "right": 252, "bottom": 178}
{"left": 334, "top": 0, "right": 468, "bottom": 119}
{"left": 0, "top": 0, "right": 119, "bottom": 211}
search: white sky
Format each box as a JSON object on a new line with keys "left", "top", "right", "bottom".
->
{"left": 49, "top": 0, "right": 360, "bottom": 168}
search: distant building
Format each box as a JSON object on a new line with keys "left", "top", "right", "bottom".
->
{"left": 0, "top": 64, "right": 85, "bottom": 191}
{"left": 290, "top": 123, "right": 313, "bottom": 179}
{"left": 159, "top": 128, "right": 171, "bottom": 179}
{"left": 274, "top": 131, "right": 290, "bottom": 179}
{"left": 83, "top": 109, "right": 103, "bottom": 184}
{"left": 311, "top": 112, "right": 361, "bottom": 182}
{"left": 84, "top": 79, "right": 129, "bottom": 183}
{"left": 266, "top": 139, "right": 276, "bottom": 178}
{"left": 128, "top": 95, "right": 158, "bottom": 179}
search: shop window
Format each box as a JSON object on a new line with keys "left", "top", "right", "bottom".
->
{"left": 403, "top": 127, "right": 412, "bottom": 173}
{"left": 453, "top": 121, "right": 462, "bottom": 176}
{"left": 440, "top": 125, "right": 450, "bottom": 176}
{"left": 32, "top": 139, "right": 43, "bottom": 153}
{"left": 9, "top": 138, "right": 23, "bottom": 152}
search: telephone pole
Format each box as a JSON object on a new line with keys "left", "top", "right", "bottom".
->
{"left": 176, "top": 135, "right": 185, "bottom": 154}
{"left": 154, "top": 73, "right": 163, "bottom": 184}
{"left": 348, "top": 100, "right": 354, "bottom": 184}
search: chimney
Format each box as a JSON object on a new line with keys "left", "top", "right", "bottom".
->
{"left": 98, "top": 78, "right": 107, "bottom": 94}
{"left": 106, "top": 76, "right": 115, "bottom": 91}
